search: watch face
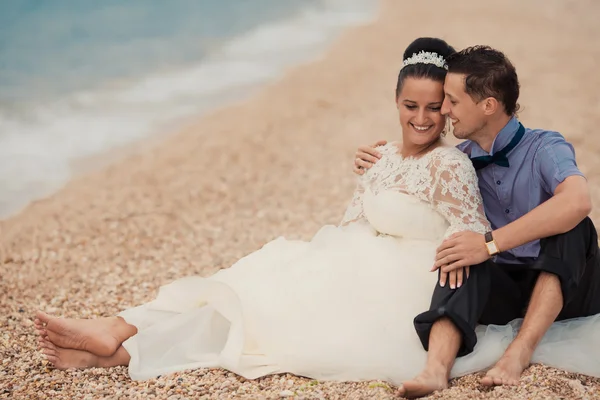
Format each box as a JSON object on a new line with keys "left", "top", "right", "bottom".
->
{"left": 486, "top": 242, "right": 498, "bottom": 254}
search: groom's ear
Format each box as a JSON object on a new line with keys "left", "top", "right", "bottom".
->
{"left": 481, "top": 97, "right": 500, "bottom": 115}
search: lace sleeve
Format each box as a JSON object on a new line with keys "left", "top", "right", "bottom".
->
{"left": 429, "top": 152, "right": 491, "bottom": 238}
{"left": 340, "top": 181, "right": 366, "bottom": 226}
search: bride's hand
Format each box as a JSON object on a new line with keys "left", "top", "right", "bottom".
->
{"left": 353, "top": 140, "right": 387, "bottom": 175}
{"left": 439, "top": 266, "right": 470, "bottom": 289}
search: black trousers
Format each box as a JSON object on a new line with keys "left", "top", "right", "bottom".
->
{"left": 414, "top": 217, "right": 600, "bottom": 357}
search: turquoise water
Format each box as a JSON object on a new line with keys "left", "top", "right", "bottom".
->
{"left": 0, "top": 0, "right": 317, "bottom": 103}
{"left": 0, "top": 0, "right": 377, "bottom": 218}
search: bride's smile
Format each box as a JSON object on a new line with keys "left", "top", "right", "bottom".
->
{"left": 395, "top": 76, "right": 446, "bottom": 159}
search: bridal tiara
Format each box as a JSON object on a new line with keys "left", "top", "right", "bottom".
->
{"left": 402, "top": 51, "right": 448, "bottom": 70}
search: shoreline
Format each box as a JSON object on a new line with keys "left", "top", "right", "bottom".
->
{"left": 2, "top": 1, "right": 600, "bottom": 399}
{"left": 0, "top": 0, "right": 379, "bottom": 221}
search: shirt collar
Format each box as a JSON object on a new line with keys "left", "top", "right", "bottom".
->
{"left": 470, "top": 116, "right": 520, "bottom": 158}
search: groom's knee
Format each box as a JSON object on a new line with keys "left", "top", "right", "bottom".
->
{"left": 533, "top": 221, "right": 598, "bottom": 308}
{"left": 539, "top": 216, "right": 597, "bottom": 261}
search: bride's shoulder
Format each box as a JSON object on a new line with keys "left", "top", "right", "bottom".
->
{"left": 430, "top": 146, "right": 472, "bottom": 165}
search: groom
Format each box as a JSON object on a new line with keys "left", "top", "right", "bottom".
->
{"left": 353, "top": 45, "right": 600, "bottom": 397}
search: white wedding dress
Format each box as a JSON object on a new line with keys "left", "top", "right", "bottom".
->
{"left": 119, "top": 144, "right": 600, "bottom": 384}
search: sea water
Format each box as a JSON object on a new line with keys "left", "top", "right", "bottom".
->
{"left": 0, "top": 0, "right": 377, "bottom": 218}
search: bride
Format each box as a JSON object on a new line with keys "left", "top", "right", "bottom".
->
{"left": 34, "top": 37, "right": 599, "bottom": 393}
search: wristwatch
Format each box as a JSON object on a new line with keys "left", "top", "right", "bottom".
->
{"left": 484, "top": 231, "right": 500, "bottom": 256}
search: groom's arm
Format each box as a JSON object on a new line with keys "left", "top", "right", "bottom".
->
{"left": 434, "top": 136, "right": 591, "bottom": 272}
{"left": 494, "top": 135, "right": 591, "bottom": 255}
{"left": 434, "top": 176, "right": 591, "bottom": 272}
{"left": 493, "top": 175, "right": 591, "bottom": 253}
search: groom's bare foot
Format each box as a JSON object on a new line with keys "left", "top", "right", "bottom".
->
{"left": 35, "top": 311, "right": 136, "bottom": 357}
{"left": 480, "top": 342, "right": 532, "bottom": 387}
{"left": 397, "top": 366, "right": 448, "bottom": 399}
{"left": 39, "top": 337, "right": 100, "bottom": 370}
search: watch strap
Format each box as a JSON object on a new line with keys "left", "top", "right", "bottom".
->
{"left": 485, "top": 231, "right": 493, "bottom": 243}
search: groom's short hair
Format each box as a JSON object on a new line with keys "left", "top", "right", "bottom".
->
{"left": 446, "top": 46, "right": 520, "bottom": 115}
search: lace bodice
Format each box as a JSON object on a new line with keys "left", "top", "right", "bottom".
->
{"left": 340, "top": 143, "right": 490, "bottom": 240}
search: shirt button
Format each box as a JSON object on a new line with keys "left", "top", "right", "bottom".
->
{"left": 505, "top": 209, "right": 510, "bottom": 214}
{"left": 496, "top": 180, "right": 501, "bottom": 185}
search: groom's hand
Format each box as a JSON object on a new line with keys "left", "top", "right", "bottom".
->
{"left": 353, "top": 140, "right": 387, "bottom": 175}
{"left": 433, "top": 231, "right": 490, "bottom": 272}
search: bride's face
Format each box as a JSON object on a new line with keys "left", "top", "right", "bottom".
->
{"left": 396, "top": 78, "right": 446, "bottom": 147}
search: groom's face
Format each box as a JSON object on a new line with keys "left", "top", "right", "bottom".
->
{"left": 441, "top": 73, "right": 486, "bottom": 140}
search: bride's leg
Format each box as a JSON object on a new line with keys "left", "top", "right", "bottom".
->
{"left": 35, "top": 311, "right": 137, "bottom": 357}
{"left": 40, "top": 336, "right": 131, "bottom": 370}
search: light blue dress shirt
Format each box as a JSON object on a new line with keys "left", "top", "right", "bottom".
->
{"left": 457, "top": 117, "right": 585, "bottom": 264}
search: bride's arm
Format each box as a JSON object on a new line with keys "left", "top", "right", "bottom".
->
{"left": 429, "top": 154, "right": 491, "bottom": 239}
{"left": 339, "top": 181, "right": 367, "bottom": 226}
{"left": 428, "top": 153, "right": 491, "bottom": 288}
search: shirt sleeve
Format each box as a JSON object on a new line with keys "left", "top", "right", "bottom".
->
{"left": 534, "top": 132, "right": 585, "bottom": 194}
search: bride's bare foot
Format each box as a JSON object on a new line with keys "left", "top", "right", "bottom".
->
{"left": 39, "top": 337, "right": 100, "bottom": 369}
{"left": 39, "top": 336, "right": 131, "bottom": 370}
{"left": 480, "top": 342, "right": 532, "bottom": 387}
{"left": 397, "top": 365, "right": 448, "bottom": 399}
{"left": 35, "top": 311, "right": 137, "bottom": 357}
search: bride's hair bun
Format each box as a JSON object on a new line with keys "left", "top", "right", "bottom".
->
{"left": 403, "top": 37, "right": 455, "bottom": 62}
{"left": 396, "top": 37, "right": 456, "bottom": 98}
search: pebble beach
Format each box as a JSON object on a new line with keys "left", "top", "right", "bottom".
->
{"left": 2, "top": 0, "right": 600, "bottom": 399}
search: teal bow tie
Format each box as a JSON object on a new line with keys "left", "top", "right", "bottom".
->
{"left": 470, "top": 123, "right": 525, "bottom": 171}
